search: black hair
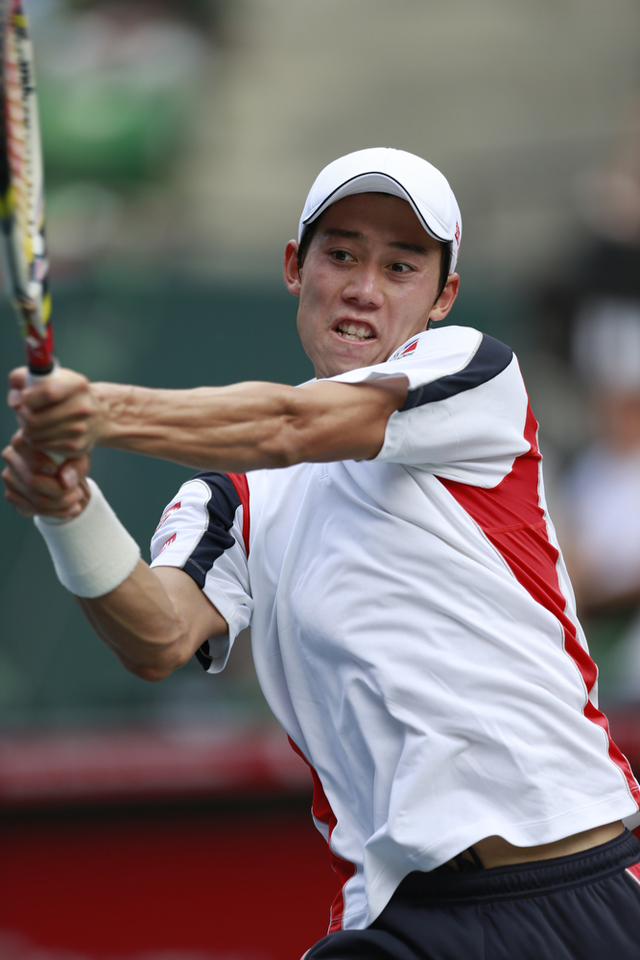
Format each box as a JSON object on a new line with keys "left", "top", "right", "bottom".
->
{"left": 297, "top": 215, "right": 452, "bottom": 303}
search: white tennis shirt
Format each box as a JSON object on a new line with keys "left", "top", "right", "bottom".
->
{"left": 150, "top": 325, "right": 640, "bottom": 932}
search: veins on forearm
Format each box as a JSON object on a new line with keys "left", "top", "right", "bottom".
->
{"left": 92, "top": 380, "right": 299, "bottom": 471}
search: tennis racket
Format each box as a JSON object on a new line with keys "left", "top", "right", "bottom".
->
{"left": 0, "top": 0, "right": 53, "bottom": 382}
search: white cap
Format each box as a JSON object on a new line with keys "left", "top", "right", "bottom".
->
{"left": 298, "top": 147, "right": 462, "bottom": 272}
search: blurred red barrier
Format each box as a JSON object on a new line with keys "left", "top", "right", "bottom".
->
{"left": 0, "top": 725, "right": 310, "bottom": 808}
{"left": 0, "top": 726, "right": 338, "bottom": 959}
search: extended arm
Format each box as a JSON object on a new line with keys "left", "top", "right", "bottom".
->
{"left": 9, "top": 368, "right": 409, "bottom": 470}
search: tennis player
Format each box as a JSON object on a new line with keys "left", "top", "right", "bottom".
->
{"left": 4, "top": 148, "right": 640, "bottom": 959}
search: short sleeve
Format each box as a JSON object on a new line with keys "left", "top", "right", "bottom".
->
{"left": 326, "top": 326, "right": 531, "bottom": 487}
{"left": 150, "top": 472, "right": 253, "bottom": 673}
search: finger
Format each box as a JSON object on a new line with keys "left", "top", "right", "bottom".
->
{"left": 9, "top": 429, "right": 60, "bottom": 475}
{"left": 1, "top": 449, "right": 84, "bottom": 507}
{"left": 17, "top": 396, "right": 96, "bottom": 456}
{"left": 19, "top": 425, "right": 94, "bottom": 458}
{"left": 20, "top": 368, "right": 90, "bottom": 412}
{"left": 59, "top": 463, "right": 79, "bottom": 489}
{"left": 3, "top": 483, "right": 37, "bottom": 517}
{"left": 4, "top": 475, "right": 83, "bottom": 519}
{"left": 2, "top": 465, "right": 85, "bottom": 519}
{"left": 57, "top": 455, "right": 91, "bottom": 489}
{"left": 7, "top": 434, "right": 62, "bottom": 478}
{"left": 7, "top": 366, "right": 28, "bottom": 408}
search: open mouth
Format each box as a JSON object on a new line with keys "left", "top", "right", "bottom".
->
{"left": 335, "top": 321, "right": 375, "bottom": 342}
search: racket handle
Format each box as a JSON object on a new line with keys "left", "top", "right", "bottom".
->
{"left": 26, "top": 359, "right": 60, "bottom": 385}
{"left": 26, "top": 360, "right": 63, "bottom": 466}
{"left": 26, "top": 360, "right": 75, "bottom": 524}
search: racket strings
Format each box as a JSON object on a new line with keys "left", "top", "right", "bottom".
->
{"left": 0, "top": 0, "right": 53, "bottom": 371}
{"left": 6, "top": 17, "right": 33, "bottom": 279}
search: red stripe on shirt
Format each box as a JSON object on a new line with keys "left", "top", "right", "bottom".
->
{"left": 438, "top": 404, "right": 640, "bottom": 808}
{"left": 626, "top": 861, "right": 640, "bottom": 887}
{"left": 227, "top": 473, "right": 250, "bottom": 556}
{"left": 288, "top": 736, "right": 356, "bottom": 932}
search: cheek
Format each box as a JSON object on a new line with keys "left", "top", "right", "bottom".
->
{"left": 302, "top": 268, "right": 335, "bottom": 307}
{"left": 296, "top": 292, "right": 324, "bottom": 358}
{"left": 297, "top": 273, "right": 336, "bottom": 332}
{"left": 393, "top": 289, "right": 432, "bottom": 333}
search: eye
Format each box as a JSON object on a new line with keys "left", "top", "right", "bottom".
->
{"left": 330, "top": 249, "right": 355, "bottom": 262}
{"left": 389, "top": 261, "right": 413, "bottom": 274}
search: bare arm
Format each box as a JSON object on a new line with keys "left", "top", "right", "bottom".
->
{"left": 9, "top": 368, "right": 409, "bottom": 470}
{"left": 2, "top": 436, "right": 228, "bottom": 681}
{"left": 76, "top": 563, "right": 227, "bottom": 681}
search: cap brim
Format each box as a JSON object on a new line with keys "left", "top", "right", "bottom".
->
{"left": 302, "top": 172, "right": 454, "bottom": 245}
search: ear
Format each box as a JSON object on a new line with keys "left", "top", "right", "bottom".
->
{"left": 429, "top": 273, "right": 460, "bottom": 323}
{"left": 283, "top": 240, "right": 301, "bottom": 296}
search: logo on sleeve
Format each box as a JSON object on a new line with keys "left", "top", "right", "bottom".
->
{"left": 160, "top": 532, "right": 177, "bottom": 553}
{"left": 155, "top": 501, "right": 181, "bottom": 532}
{"left": 399, "top": 339, "right": 419, "bottom": 357}
{"left": 390, "top": 337, "right": 420, "bottom": 361}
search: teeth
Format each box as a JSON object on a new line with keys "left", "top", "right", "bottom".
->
{"left": 337, "top": 323, "right": 373, "bottom": 341}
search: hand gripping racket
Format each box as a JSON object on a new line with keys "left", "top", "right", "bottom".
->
{"left": 0, "top": 0, "right": 54, "bottom": 383}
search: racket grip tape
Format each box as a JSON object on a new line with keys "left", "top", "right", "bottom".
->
{"left": 26, "top": 360, "right": 64, "bottom": 467}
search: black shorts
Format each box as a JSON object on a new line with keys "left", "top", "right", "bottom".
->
{"left": 305, "top": 830, "right": 640, "bottom": 960}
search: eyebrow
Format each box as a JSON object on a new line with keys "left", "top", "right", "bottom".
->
{"left": 322, "top": 228, "right": 364, "bottom": 241}
{"left": 388, "top": 240, "right": 429, "bottom": 256}
{"left": 320, "top": 228, "right": 428, "bottom": 257}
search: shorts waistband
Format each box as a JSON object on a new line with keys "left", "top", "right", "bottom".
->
{"left": 393, "top": 830, "right": 640, "bottom": 904}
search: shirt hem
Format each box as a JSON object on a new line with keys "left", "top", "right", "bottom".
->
{"left": 364, "top": 791, "right": 639, "bottom": 927}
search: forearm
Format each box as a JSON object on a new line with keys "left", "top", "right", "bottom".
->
{"left": 93, "top": 377, "right": 406, "bottom": 470}
{"left": 24, "top": 474, "right": 227, "bottom": 681}
{"left": 94, "top": 380, "right": 299, "bottom": 470}
{"left": 77, "top": 560, "right": 195, "bottom": 681}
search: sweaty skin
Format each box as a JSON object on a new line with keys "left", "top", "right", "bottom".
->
{"left": 1, "top": 192, "right": 623, "bottom": 868}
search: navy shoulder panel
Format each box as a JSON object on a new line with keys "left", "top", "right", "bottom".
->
{"left": 195, "top": 640, "right": 213, "bottom": 672}
{"left": 184, "top": 471, "right": 241, "bottom": 589}
{"left": 399, "top": 334, "right": 513, "bottom": 412}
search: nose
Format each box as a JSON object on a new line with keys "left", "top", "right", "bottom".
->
{"left": 342, "top": 264, "right": 384, "bottom": 309}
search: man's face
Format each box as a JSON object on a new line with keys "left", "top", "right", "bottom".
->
{"left": 284, "top": 193, "right": 459, "bottom": 379}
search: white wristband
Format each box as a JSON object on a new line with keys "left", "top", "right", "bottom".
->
{"left": 34, "top": 478, "right": 141, "bottom": 598}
